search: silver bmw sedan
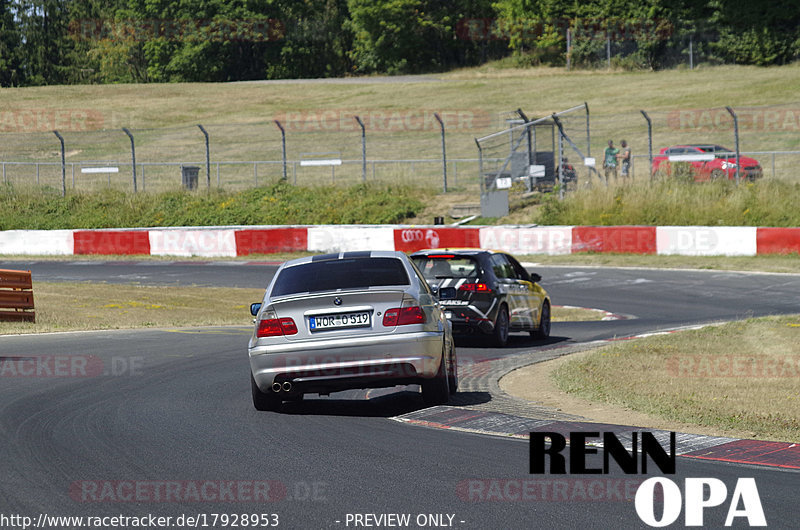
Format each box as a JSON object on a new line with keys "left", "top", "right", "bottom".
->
{"left": 248, "top": 251, "right": 457, "bottom": 411}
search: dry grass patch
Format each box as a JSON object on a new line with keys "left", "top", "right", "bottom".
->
{"left": 0, "top": 282, "right": 263, "bottom": 334}
{"left": 552, "top": 306, "right": 607, "bottom": 322}
{"left": 552, "top": 316, "right": 800, "bottom": 442}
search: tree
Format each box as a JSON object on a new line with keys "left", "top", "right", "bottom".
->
{"left": 348, "top": 0, "right": 496, "bottom": 74}
{"left": 0, "top": 0, "right": 22, "bottom": 86}
{"left": 18, "top": 0, "right": 76, "bottom": 84}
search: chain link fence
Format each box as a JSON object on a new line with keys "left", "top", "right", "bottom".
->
{"left": 0, "top": 110, "right": 507, "bottom": 193}
{"left": 2, "top": 102, "right": 799, "bottom": 196}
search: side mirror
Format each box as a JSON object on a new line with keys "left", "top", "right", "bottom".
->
{"left": 250, "top": 303, "right": 262, "bottom": 316}
{"left": 530, "top": 273, "right": 542, "bottom": 283}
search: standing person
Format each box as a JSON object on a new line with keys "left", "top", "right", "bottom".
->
{"left": 618, "top": 140, "right": 631, "bottom": 180}
{"left": 603, "top": 140, "right": 619, "bottom": 182}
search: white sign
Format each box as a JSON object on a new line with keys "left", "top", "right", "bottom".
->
{"left": 300, "top": 159, "right": 342, "bottom": 167}
{"left": 81, "top": 167, "right": 119, "bottom": 174}
{"left": 584, "top": 157, "right": 596, "bottom": 168}
{"left": 496, "top": 177, "right": 512, "bottom": 189}
{"left": 528, "top": 165, "right": 546, "bottom": 177}
{"left": 668, "top": 154, "right": 714, "bottom": 162}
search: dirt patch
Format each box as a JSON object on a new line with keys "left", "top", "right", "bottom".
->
{"left": 405, "top": 188, "right": 544, "bottom": 225}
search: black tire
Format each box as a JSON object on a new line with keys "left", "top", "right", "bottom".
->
{"left": 532, "top": 300, "right": 551, "bottom": 340}
{"left": 251, "top": 373, "right": 281, "bottom": 411}
{"left": 422, "top": 350, "right": 450, "bottom": 406}
{"left": 493, "top": 305, "right": 509, "bottom": 347}
{"left": 447, "top": 344, "right": 458, "bottom": 394}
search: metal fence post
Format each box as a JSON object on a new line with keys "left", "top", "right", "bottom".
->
{"left": 516, "top": 109, "right": 533, "bottom": 168}
{"left": 355, "top": 116, "right": 366, "bottom": 182}
{"left": 53, "top": 130, "right": 66, "bottom": 197}
{"left": 585, "top": 102, "right": 591, "bottom": 157}
{"left": 434, "top": 112, "right": 447, "bottom": 192}
{"left": 197, "top": 124, "right": 210, "bottom": 190}
{"left": 274, "top": 120, "right": 287, "bottom": 181}
{"left": 725, "top": 106, "right": 741, "bottom": 184}
{"left": 122, "top": 128, "right": 137, "bottom": 192}
{"left": 475, "top": 138, "right": 483, "bottom": 194}
{"left": 640, "top": 110, "right": 653, "bottom": 181}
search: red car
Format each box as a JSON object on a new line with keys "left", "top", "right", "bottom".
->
{"left": 651, "top": 145, "right": 762, "bottom": 181}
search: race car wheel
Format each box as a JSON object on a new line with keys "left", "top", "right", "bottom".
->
{"left": 422, "top": 348, "right": 451, "bottom": 406}
{"left": 447, "top": 343, "right": 458, "bottom": 394}
{"left": 532, "top": 300, "right": 551, "bottom": 339}
{"left": 493, "top": 305, "right": 509, "bottom": 347}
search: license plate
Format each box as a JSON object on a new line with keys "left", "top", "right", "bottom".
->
{"left": 309, "top": 312, "right": 371, "bottom": 331}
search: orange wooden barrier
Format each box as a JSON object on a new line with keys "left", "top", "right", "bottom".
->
{"left": 0, "top": 269, "right": 35, "bottom": 322}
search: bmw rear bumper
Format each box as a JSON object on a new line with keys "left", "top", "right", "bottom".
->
{"left": 249, "top": 331, "right": 444, "bottom": 394}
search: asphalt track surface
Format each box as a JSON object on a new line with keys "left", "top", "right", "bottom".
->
{"left": 1, "top": 260, "right": 799, "bottom": 528}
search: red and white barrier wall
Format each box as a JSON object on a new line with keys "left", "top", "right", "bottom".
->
{"left": 0, "top": 225, "right": 799, "bottom": 257}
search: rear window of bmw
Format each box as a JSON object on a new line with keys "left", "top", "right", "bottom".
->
{"left": 271, "top": 258, "right": 410, "bottom": 296}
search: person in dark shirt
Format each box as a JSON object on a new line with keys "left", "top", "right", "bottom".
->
{"left": 618, "top": 140, "right": 631, "bottom": 179}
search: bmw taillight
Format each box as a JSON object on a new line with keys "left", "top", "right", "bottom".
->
{"left": 383, "top": 306, "right": 426, "bottom": 326}
{"left": 459, "top": 282, "right": 491, "bottom": 293}
{"left": 257, "top": 317, "right": 298, "bottom": 337}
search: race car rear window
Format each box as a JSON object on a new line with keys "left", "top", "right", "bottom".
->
{"left": 412, "top": 256, "right": 480, "bottom": 280}
{"left": 271, "top": 258, "right": 410, "bottom": 296}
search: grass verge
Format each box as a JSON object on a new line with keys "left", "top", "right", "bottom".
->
{"left": 0, "top": 182, "right": 425, "bottom": 229}
{"left": 0, "top": 282, "right": 600, "bottom": 335}
{"left": 550, "top": 316, "right": 800, "bottom": 442}
{"left": 535, "top": 179, "right": 800, "bottom": 227}
{"left": 0, "top": 282, "right": 263, "bottom": 334}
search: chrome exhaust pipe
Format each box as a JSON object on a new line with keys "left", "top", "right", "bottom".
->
{"left": 282, "top": 381, "right": 292, "bottom": 392}
{"left": 272, "top": 382, "right": 282, "bottom": 393}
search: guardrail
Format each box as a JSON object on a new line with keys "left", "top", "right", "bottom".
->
{"left": 0, "top": 269, "right": 35, "bottom": 322}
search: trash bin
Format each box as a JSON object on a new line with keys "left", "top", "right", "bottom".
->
{"left": 181, "top": 166, "right": 200, "bottom": 190}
